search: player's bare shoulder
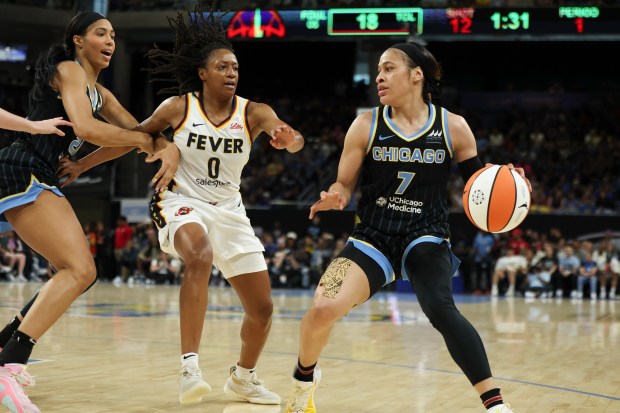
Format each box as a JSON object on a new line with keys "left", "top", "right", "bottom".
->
{"left": 445, "top": 109, "right": 477, "bottom": 159}
{"left": 445, "top": 110, "right": 470, "bottom": 133}
{"left": 161, "top": 95, "right": 187, "bottom": 113}
{"left": 245, "top": 101, "right": 274, "bottom": 122}
{"left": 54, "top": 60, "right": 86, "bottom": 86}
{"left": 155, "top": 95, "right": 187, "bottom": 121}
{"left": 142, "top": 95, "right": 187, "bottom": 131}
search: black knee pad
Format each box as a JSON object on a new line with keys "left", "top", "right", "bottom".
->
{"left": 404, "top": 242, "right": 457, "bottom": 324}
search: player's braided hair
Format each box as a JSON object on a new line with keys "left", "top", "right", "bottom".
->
{"left": 145, "top": 1, "right": 233, "bottom": 96}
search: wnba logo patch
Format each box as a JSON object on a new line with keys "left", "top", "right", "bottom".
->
{"left": 175, "top": 207, "right": 193, "bottom": 216}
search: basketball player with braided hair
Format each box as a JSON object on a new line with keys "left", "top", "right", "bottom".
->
{"left": 145, "top": 4, "right": 303, "bottom": 405}
{"left": 285, "top": 42, "right": 530, "bottom": 413}
{"left": 57, "top": 2, "right": 304, "bottom": 405}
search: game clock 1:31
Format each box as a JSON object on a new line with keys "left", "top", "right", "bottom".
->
{"left": 490, "top": 11, "right": 530, "bottom": 30}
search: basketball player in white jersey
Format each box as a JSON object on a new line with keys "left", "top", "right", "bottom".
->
{"left": 143, "top": 8, "right": 305, "bottom": 404}
{"left": 59, "top": 4, "right": 305, "bottom": 406}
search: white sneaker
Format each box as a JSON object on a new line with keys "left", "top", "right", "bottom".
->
{"left": 555, "top": 289, "right": 563, "bottom": 299}
{"left": 491, "top": 286, "right": 499, "bottom": 297}
{"left": 590, "top": 293, "right": 597, "bottom": 300}
{"left": 487, "top": 403, "right": 514, "bottom": 413}
{"left": 15, "top": 274, "right": 28, "bottom": 283}
{"left": 285, "top": 366, "right": 321, "bottom": 413}
{"left": 224, "top": 365, "right": 281, "bottom": 405}
{"left": 178, "top": 366, "right": 211, "bottom": 404}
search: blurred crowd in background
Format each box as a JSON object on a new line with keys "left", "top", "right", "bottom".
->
{"left": 1, "top": 214, "right": 618, "bottom": 304}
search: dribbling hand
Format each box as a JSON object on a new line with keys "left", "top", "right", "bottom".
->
{"left": 309, "top": 191, "right": 347, "bottom": 219}
{"left": 503, "top": 163, "right": 532, "bottom": 192}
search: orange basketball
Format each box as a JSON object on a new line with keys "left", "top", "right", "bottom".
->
{"left": 462, "top": 164, "right": 530, "bottom": 233}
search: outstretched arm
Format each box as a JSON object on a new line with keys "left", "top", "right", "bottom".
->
{"left": 98, "top": 85, "right": 181, "bottom": 191}
{"left": 55, "top": 61, "right": 153, "bottom": 153}
{"left": 247, "top": 102, "right": 304, "bottom": 153}
{"left": 309, "top": 111, "right": 370, "bottom": 219}
{"left": 57, "top": 146, "right": 134, "bottom": 188}
{"left": 137, "top": 96, "right": 185, "bottom": 191}
{"left": 58, "top": 91, "right": 181, "bottom": 191}
{"left": 0, "top": 108, "right": 72, "bottom": 136}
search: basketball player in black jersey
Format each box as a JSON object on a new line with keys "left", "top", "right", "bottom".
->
{"left": 0, "top": 108, "right": 71, "bottom": 136}
{"left": 0, "top": 12, "right": 179, "bottom": 413}
{"left": 285, "top": 42, "right": 530, "bottom": 413}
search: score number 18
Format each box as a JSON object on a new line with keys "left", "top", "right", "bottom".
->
{"left": 356, "top": 12, "right": 380, "bottom": 30}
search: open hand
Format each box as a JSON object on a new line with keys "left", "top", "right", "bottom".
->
{"left": 269, "top": 125, "right": 295, "bottom": 150}
{"left": 31, "top": 117, "right": 73, "bottom": 136}
{"left": 145, "top": 141, "right": 180, "bottom": 192}
{"left": 309, "top": 191, "right": 347, "bottom": 219}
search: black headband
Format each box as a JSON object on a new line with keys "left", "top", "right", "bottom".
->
{"left": 65, "top": 12, "right": 107, "bottom": 48}
{"left": 391, "top": 42, "right": 428, "bottom": 74}
{"left": 390, "top": 42, "right": 441, "bottom": 100}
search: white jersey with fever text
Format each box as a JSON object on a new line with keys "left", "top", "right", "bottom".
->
{"left": 169, "top": 92, "right": 251, "bottom": 203}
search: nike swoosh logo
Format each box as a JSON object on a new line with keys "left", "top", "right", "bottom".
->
{"left": 192, "top": 122, "right": 205, "bottom": 127}
{"left": 518, "top": 203, "right": 528, "bottom": 209}
{"left": 378, "top": 134, "right": 396, "bottom": 141}
{"left": 183, "top": 354, "right": 196, "bottom": 359}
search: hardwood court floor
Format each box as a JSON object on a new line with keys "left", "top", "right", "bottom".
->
{"left": 0, "top": 282, "right": 618, "bottom": 413}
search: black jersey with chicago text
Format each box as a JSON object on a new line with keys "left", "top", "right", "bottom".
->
{"left": 355, "top": 103, "right": 454, "bottom": 240}
{"left": 0, "top": 83, "right": 101, "bottom": 196}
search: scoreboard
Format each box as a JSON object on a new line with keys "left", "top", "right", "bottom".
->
{"left": 219, "top": 7, "right": 619, "bottom": 40}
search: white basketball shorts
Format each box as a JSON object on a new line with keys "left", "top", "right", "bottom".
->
{"left": 153, "top": 191, "right": 266, "bottom": 278}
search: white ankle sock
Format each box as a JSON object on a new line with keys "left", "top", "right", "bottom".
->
{"left": 181, "top": 352, "right": 199, "bottom": 369}
{"left": 234, "top": 364, "right": 255, "bottom": 380}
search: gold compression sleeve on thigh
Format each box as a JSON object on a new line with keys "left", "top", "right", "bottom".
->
{"left": 319, "top": 258, "right": 352, "bottom": 298}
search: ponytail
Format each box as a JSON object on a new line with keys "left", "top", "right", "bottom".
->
{"left": 29, "top": 11, "right": 107, "bottom": 110}
{"left": 28, "top": 44, "right": 71, "bottom": 109}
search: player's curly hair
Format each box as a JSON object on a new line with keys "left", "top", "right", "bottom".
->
{"left": 145, "top": 1, "right": 233, "bottom": 96}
